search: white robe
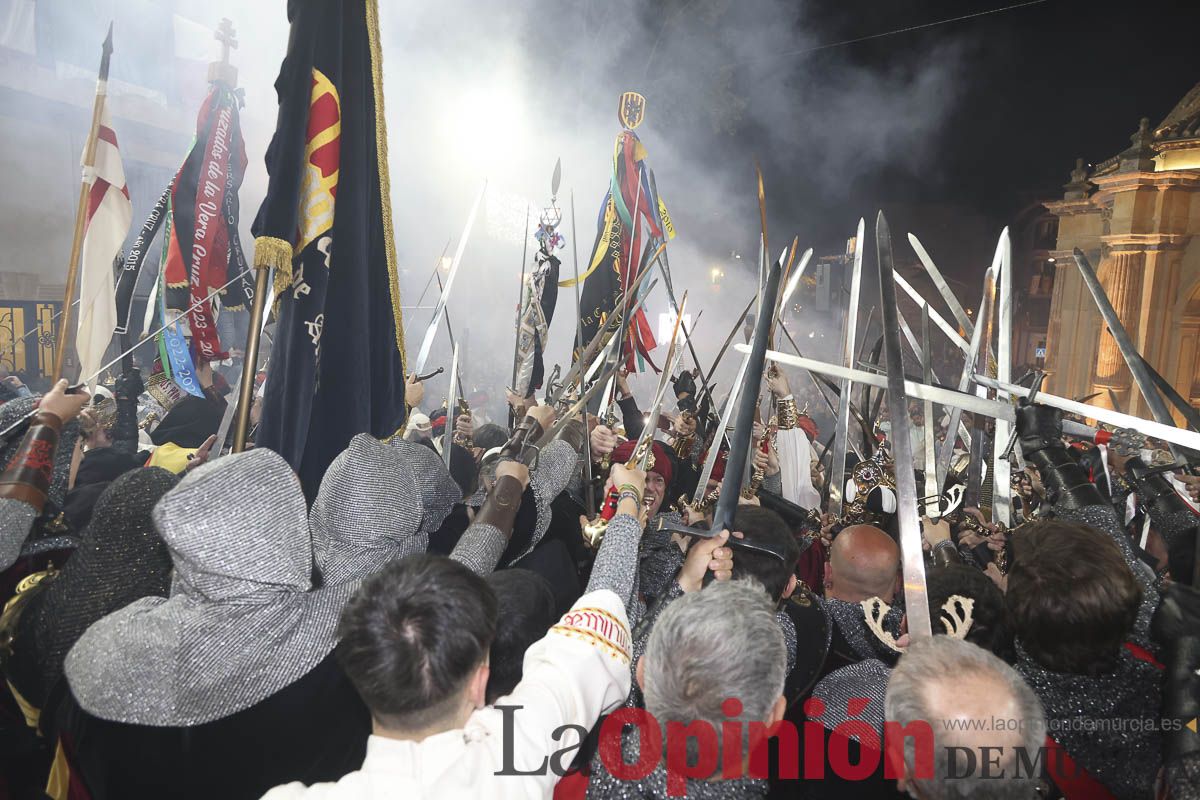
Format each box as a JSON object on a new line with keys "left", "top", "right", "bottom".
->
{"left": 261, "top": 589, "right": 631, "bottom": 800}
{"left": 775, "top": 403, "right": 822, "bottom": 510}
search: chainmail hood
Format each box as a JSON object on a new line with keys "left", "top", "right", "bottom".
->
{"left": 18, "top": 468, "right": 177, "bottom": 707}
{"left": 310, "top": 435, "right": 461, "bottom": 588}
{"left": 64, "top": 448, "right": 347, "bottom": 726}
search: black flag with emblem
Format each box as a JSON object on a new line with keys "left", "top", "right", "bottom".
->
{"left": 251, "top": 0, "right": 406, "bottom": 498}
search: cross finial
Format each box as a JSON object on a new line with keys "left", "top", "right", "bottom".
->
{"left": 208, "top": 18, "right": 238, "bottom": 88}
{"left": 215, "top": 19, "right": 237, "bottom": 65}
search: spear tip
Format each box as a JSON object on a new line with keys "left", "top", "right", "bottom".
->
{"left": 103, "top": 21, "right": 113, "bottom": 54}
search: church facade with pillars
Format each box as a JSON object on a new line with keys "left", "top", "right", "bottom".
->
{"left": 1044, "top": 81, "right": 1200, "bottom": 422}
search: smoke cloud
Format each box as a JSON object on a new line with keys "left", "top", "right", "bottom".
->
{"left": 11, "top": 0, "right": 968, "bottom": 421}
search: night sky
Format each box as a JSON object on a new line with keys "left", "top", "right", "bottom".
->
{"left": 760, "top": 0, "right": 1200, "bottom": 274}
{"left": 605, "top": 0, "right": 1200, "bottom": 281}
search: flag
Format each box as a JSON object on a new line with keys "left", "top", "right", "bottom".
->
{"left": 76, "top": 101, "right": 131, "bottom": 389}
{"left": 251, "top": 0, "right": 407, "bottom": 497}
{"left": 513, "top": 215, "right": 564, "bottom": 397}
{"left": 568, "top": 105, "right": 673, "bottom": 373}
{"left": 162, "top": 82, "right": 252, "bottom": 361}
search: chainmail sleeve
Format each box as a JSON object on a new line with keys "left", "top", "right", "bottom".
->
{"left": 0, "top": 497, "right": 36, "bottom": 571}
{"left": 450, "top": 522, "right": 508, "bottom": 576}
{"left": 762, "top": 471, "right": 783, "bottom": 496}
{"left": 586, "top": 512, "right": 642, "bottom": 617}
{"left": 451, "top": 474, "right": 525, "bottom": 576}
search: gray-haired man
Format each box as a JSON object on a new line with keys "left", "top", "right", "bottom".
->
{"left": 587, "top": 579, "right": 789, "bottom": 799}
{"left": 885, "top": 636, "right": 1045, "bottom": 799}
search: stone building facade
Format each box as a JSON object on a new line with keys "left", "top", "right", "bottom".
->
{"left": 1044, "top": 82, "right": 1200, "bottom": 421}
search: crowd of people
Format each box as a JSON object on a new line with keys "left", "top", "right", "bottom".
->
{"left": 0, "top": 352, "right": 1197, "bottom": 800}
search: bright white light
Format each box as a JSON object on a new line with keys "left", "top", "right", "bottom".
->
{"left": 658, "top": 311, "right": 693, "bottom": 345}
{"left": 486, "top": 189, "right": 536, "bottom": 246}
{"left": 443, "top": 77, "right": 526, "bottom": 177}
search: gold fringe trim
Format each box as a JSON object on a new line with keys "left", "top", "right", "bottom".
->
{"left": 364, "top": 0, "right": 406, "bottom": 378}
{"left": 253, "top": 235, "right": 295, "bottom": 301}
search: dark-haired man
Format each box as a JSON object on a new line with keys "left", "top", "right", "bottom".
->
{"left": 1006, "top": 519, "right": 1163, "bottom": 799}
{"left": 263, "top": 471, "right": 644, "bottom": 799}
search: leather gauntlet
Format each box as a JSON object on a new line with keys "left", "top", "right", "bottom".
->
{"left": 552, "top": 418, "right": 587, "bottom": 456}
{"left": 1017, "top": 404, "right": 1105, "bottom": 510}
{"left": 0, "top": 411, "right": 62, "bottom": 512}
{"left": 473, "top": 474, "right": 525, "bottom": 540}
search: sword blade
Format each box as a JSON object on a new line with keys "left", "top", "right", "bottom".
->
{"left": 921, "top": 305, "right": 939, "bottom": 517}
{"left": 778, "top": 247, "right": 815, "bottom": 314}
{"left": 412, "top": 182, "right": 486, "bottom": 375}
{"left": 992, "top": 228, "right": 1014, "bottom": 527}
{"left": 829, "top": 218, "right": 866, "bottom": 517}
{"left": 702, "top": 296, "right": 755, "bottom": 392}
{"left": 745, "top": 345, "right": 1200, "bottom": 454}
{"left": 693, "top": 353, "right": 750, "bottom": 501}
{"left": 445, "top": 342, "right": 461, "bottom": 469}
{"left": 631, "top": 293, "right": 689, "bottom": 458}
{"left": 874, "top": 211, "right": 931, "bottom": 640}
{"left": 1073, "top": 247, "right": 1183, "bottom": 462}
{"left": 908, "top": 232, "right": 973, "bottom": 334}
{"left": 570, "top": 191, "right": 595, "bottom": 516}
{"left": 712, "top": 247, "right": 787, "bottom": 535}
{"left": 937, "top": 254, "right": 999, "bottom": 489}
{"left": 893, "top": 270, "right": 970, "bottom": 355}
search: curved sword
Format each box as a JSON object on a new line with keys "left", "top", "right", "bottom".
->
{"left": 413, "top": 182, "right": 487, "bottom": 375}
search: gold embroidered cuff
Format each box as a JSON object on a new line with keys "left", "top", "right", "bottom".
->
{"left": 776, "top": 396, "right": 800, "bottom": 430}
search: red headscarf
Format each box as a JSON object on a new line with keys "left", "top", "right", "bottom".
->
{"left": 612, "top": 439, "right": 673, "bottom": 486}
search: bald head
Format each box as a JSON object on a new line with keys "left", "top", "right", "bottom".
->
{"left": 827, "top": 524, "right": 900, "bottom": 603}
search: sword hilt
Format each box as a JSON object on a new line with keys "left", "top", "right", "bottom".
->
{"left": 582, "top": 484, "right": 622, "bottom": 550}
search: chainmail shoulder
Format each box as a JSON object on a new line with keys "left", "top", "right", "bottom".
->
{"left": 311, "top": 434, "right": 461, "bottom": 588}
{"left": 1014, "top": 639, "right": 1162, "bottom": 800}
{"left": 810, "top": 658, "right": 890, "bottom": 734}
{"left": 1169, "top": 751, "right": 1200, "bottom": 800}
{"left": 638, "top": 511, "right": 685, "bottom": 603}
{"left": 450, "top": 522, "right": 507, "bottom": 576}
{"left": 626, "top": 581, "right": 686, "bottom": 710}
{"left": 777, "top": 605, "right": 797, "bottom": 676}
{"left": 64, "top": 448, "right": 347, "bottom": 727}
{"left": 820, "top": 596, "right": 903, "bottom": 663}
{"left": 0, "top": 496, "right": 37, "bottom": 571}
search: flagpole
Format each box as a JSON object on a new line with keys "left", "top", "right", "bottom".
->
{"left": 52, "top": 23, "right": 114, "bottom": 383}
{"left": 196, "top": 18, "right": 263, "bottom": 455}
{"left": 233, "top": 265, "right": 270, "bottom": 452}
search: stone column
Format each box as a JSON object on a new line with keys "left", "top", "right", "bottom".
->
{"left": 1042, "top": 258, "right": 1068, "bottom": 388}
{"left": 1093, "top": 250, "right": 1144, "bottom": 390}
